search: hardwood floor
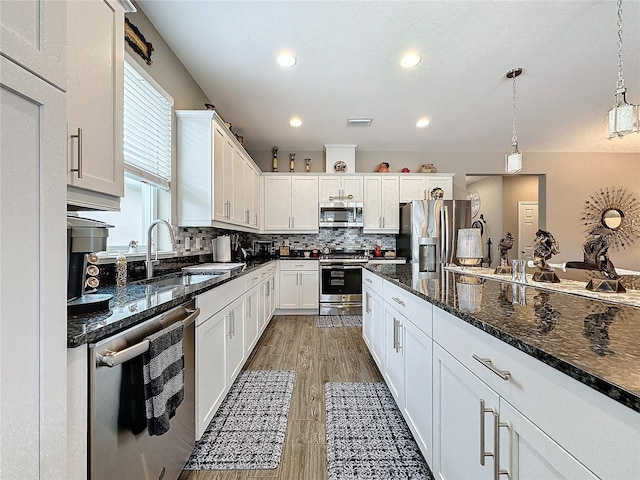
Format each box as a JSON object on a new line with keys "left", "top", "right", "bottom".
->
{"left": 179, "top": 315, "right": 382, "bottom": 480}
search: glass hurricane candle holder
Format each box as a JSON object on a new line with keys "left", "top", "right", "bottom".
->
{"left": 456, "top": 228, "right": 483, "bottom": 267}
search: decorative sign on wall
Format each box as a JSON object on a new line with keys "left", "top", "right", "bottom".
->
{"left": 125, "top": 18, "right": 154, "bottom": 65}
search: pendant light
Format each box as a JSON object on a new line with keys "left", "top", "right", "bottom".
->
{"left": 505, "top": 68, "right": 523, "bottom": 174}
{"left": 607, "top": 0, "right": 639, "bottom": 138}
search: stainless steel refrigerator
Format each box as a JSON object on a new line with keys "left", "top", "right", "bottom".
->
{"left": 397, "top": 200, "right": 472, "bottom": 269}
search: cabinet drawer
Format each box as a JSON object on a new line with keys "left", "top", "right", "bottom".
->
{"left": 196, "top": 276, "right": 245, "bottom": 321}
{"left": 383, "top": 279, "right": 432, "bottom": 337}
{"left": 279, "top": 260, "right": 318, "bottom": 271}
{"left": 362, "top": 268, "right": 383, "bottom": 291}
{"left": 432, "top": 306, "right": 640, "bottom": 480}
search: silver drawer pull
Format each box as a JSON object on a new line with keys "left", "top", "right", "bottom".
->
{"left": 365, "top": 278, "right": 373, "bottom": 284}
{"left": 391, "top": 296, "right": 406, "bottom": 307}
{"left": 473, "top": 354, "right": 511, "bottom": 381}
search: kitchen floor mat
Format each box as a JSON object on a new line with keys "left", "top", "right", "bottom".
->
{"left": 325, "top": 382, "right": 434, "bottom": 480}
{"left": 184, "top": 370, "right": 295, "bottom": 470}
{"left": 315, "top": 315, "right": 362, "bottom": 327}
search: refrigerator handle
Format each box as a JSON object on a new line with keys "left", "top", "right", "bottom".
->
{"left": 443, "top": 204, "right": 450, "bottom": 264}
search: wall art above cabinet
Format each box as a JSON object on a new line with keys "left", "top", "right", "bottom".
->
{"left": 176, "top": 110, "right": 261, "bottom": 231}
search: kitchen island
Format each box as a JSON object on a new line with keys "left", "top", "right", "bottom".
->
{"left": 363, "top": 262, "right": 640, "bottom": 480}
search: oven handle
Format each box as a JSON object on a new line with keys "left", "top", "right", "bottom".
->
{"left": 96, "top": 307, "right": 200, "bottom": 368}
{"left": 320, "top": 264, "right": 364, "bottom": 270}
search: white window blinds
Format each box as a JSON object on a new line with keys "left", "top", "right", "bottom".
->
{"left": 124, "top": 60, "right": 173, "bottom": 189}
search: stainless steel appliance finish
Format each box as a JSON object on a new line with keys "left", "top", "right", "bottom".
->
{"left": 89, "top": 300, "right": 198, "bottom": 480}
{"left": 319, "top": 202, "right": 364, "bottom": 228}
{"left": 397, "top": 200, "right": 472, "bottom": 269}
{"left": 319, "top": 254, "right": 368, "bottom": 315}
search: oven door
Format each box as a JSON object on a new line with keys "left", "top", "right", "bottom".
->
{"left": 319, "top": 263, "right": 363, "bottom": 315}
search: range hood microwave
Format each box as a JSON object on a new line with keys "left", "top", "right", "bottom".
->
{"left": 319, "top": 202, "right": 363, "bottom": 227}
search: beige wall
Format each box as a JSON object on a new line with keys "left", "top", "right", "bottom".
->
{"left": 502, "top": 175, "right": 539, "bottom": 256}
{"left": 468, "top": 176, "right": 503, "bottom": 265}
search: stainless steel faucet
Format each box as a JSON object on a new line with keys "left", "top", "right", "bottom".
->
{"left": 145, "top": 219, "right": 177, "bottom": 279}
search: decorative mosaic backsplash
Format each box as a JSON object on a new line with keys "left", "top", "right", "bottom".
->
{"left": 173, "top": 226, "right": 396, "bottom": 256}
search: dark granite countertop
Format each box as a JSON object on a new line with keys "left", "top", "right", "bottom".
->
{"left": 365, "top": 263, "right": 640, "bottom": 413}
{"left": 67, "top": 259, "right": 276, "bottom": 348}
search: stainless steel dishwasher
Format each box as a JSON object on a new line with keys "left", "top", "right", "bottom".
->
{"left": 89, "top": 299, "right": 198, "bottom": 480}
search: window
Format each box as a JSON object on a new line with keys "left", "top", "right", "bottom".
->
{"left": 87, "top": 54, "right": 173, "bottom": 254}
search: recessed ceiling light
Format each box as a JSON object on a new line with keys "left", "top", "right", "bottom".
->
{"left": 401, "top": 52, "right": 421, "bottom": 69}
{"left": 416, "top": 117, "right": 430, "bottom": 128}
{"left": 290, "top": 117, "right": 303, "bottom": 127}
{"left": 277, "top": 52, "right": 297, "bottom": 67}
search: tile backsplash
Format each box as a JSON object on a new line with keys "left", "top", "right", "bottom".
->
{"left": 174, "top": 226, "right": 395, "bottom": 256}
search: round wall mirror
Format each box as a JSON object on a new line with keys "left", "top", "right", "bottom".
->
{"left": 602, "top": 208, "right": 624, "bottom": 230}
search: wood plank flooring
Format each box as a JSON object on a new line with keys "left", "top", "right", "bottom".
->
{"left": 179, "top": 315, "right": 382, "bottom": 480}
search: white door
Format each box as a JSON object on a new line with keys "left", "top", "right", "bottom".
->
{"left": 342, "top": 176, "right": 364, "bottom": 201}
{"left": 291, "top": 176, "right": 319, "bottom": 231}
{"left": 518, "top": 202, "right": 539, "bottom": 261}
{"left": 363, "top": 176, "right": 382, "bottom": 229}
{"left": 383, "top": 306, "right": 405, "bottom": 406}
{"left": 318, "top": 176, "right": 341, "bottom": 201}
{"left": 221, "top": 136, "right": 235, "bottom": 220}
{"left": 370, "top": 291, "right": 385, "bottom": 370}
{"left": 499, "top": 400, "right": 599, "bottom": 480}
{"left": 244, "top": 287, "right": 260, "bottom": 355}
{"left": 399, "top": 177, "right": 427, "bottom": 202}
{"left": 362, "top": 287, "right": 375, "bottom": 349}
{"left": 196, "top": 311, "right": 227, "bottom": 438}
{"left": 213, "top": 125, "right": 227, "bottom": 222}
{"left": 232, "top": 149, "right": 245, "bottom": 224}
{"left": 263, "top": 176, "right": 292, "bottom": 230}
{"left": 299, "top": 270, "right": 319, "bottom": 309}
{"left": 432, "top": 343, "right": 498, "bottom": 480}
{"left": 404, "top": 319, "right": 434, "bottom": 465}
{"left": 279, "top": 270, "right": 300, "bottom": 308}
{"left": 225, "top": 298, "right": 245, "bottom": 382}
{"left": 380, "top": 176, "right": 400, "bottom": 232}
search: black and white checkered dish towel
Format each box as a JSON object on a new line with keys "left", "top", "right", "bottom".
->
{"left": 142, "top": 321, "right": 185, "bottom": 436}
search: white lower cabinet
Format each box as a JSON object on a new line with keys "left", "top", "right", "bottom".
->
{"left": 362, "top": 285, "right": 383, "bottom": 369}
{"left": 278, "top": 260, "right": 319, "bottom": 311}
{"left": 225, "top": 297, "right": 245, "bottom": 382}
{"left": 195, "top": 309, "right": 227, "bottom": 439}
{"left": 244, "top": 286, "right": 260, "bottom": 356}
{"left": 383, "top": 305, "right": 405, "bottom": 406}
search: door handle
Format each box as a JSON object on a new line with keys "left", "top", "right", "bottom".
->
{"left": 391, "top": 297, "right": 405, "bottom": 307}
{"left": 480, "top": 399, "right": 495, "bottom": 467}
{"left": 365, "top": 278, "right": 373, "bottom": 284}
{"left": 70, "top": 128, "right": 83, "bottom": 178}
{"left": 493, "top": 412, "right": 510, "bottom": 480}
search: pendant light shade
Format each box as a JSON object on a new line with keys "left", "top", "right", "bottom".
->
{"left": 505, "top": 68, "right": 523, "bottom": 174}
{"left": 607, "top": 0, "right": 639, "bottom": 138}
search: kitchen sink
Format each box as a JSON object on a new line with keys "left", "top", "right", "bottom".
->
{"left": 182, "top": 262, "right": 246, "bottom": 273}
{"left": 139, "top": 273, "right": 227, "bottom": 289}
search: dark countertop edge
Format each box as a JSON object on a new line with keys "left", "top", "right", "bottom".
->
{"left": 366, "top": 266, "right": 640, "bottom": 414}
{"left": 67, "top": 259, "right": 277, "bottom": 348}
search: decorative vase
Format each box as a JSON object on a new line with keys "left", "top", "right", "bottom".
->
{"left": 289, "top": 153, "right": 296, "bottom": 172}
{"left": 420, "top": 163, "right": 437, "bottom": 173}
{"left": 272, "top": 146, "right": 278, "bottom": 172}
{"left": 305, "top": 158, "right": 311, "bottom": 172}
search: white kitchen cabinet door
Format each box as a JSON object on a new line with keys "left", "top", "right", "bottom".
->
{"left": 226, "top": 297, "right": 245, "bottom": 383}
{"left": 269, "top": 275, "right": 278, "bottom": 316}
{"left": 383, "top": 306, "right": 405, "bottom": 407}
{"left": 291, "top": 176, "right": 319, "bottom": 231}
{"left": 232, "top": 149, "right": 245, "bottom": 224}
{"left": 363, "top": 286, "right": 384, "bottom": 370}
{"left": 244, "top": 286, "right": 260, "bottom": 356}
{"left": 195, "top": 310, "right": 227, "bottom": 439}
{"left": 403, "top": 318, "right": 434, "bottom": 465}
{"left": 499, "top": 400, "right": 598, "bottom": 480}
{"left": 212, "top": 124, "right": 227, "bottom": 222}
{"left": 1, "top": 55, "right": 67, "bottom": 479}
{"left": 318, "top": 176, "right": 341, "bottom": 202}
{"left": 222, "top": 134, "right": 235, "bottom": 221}
{"left": 399, "top": 176, "right": 429, "bottom": 202}
{"left": 67, "top": 0, "right": 129, "bottom": 207}
{"left": 299, "top": 270, "right": 319, "bottom": 309}
{"left": 278, "top": 271, "right": 300, "bottom": 309}
{"left": 362, "top": 287, "right": 374, "bottom": 349}
{"left": 363, "top": 175, "right": 399, "bottom": 233}
{"left": 432, "top": 343, "right": 498, "bottom": 480}
{"left": 245, "top": 162, "right": 260, "bottom": 227}
{"left": 0, "top": 0, "right": 66, "bottom": 90}
{"left": 342, "top": 176, "right": 364, "bottom": 201}
{"left": 426, "top": 175, "right": 454, "bottom": 200}
{"left": 263, "top": 176, "right": 293, "bottom": 230}
{"left": 259, "top": 277, "right": 269, "bottom": 332}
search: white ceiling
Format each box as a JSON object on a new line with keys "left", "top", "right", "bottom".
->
{"left": 137, "top": 0, "right": 640, "bottom": 154}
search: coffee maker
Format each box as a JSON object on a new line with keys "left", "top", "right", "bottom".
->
{"left": 67, "top": 216, "right": 113, "bottom": 314}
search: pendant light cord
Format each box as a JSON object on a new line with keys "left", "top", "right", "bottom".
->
{"left": 616, "top": 0, "right": 625, "bottom": 92}
{"left": 512, "top": 74, "right": 518, "bottom": 148}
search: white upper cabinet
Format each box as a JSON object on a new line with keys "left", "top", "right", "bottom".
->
{"left": 66, "top": 0, "right": 134, "bottom": 210}
{"left": 399, "top": 174, "right": 454, "bottom": 202}
{"left": 318, "top": 175, "right": 364, "bottom": 202}
{"left": 263, "top": 175, "right": 319, "bottom": 232}
{"left": 363, "top": 175, "right": 399, "bottom": 233}
{"left": 0, "top": 0, "right": 67, "bottom": 90}
{"left": 176, "top": 110, "right": 260, "bottom": 230}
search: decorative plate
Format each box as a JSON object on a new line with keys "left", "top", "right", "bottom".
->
{"left": 333, "top": 161, "right": 347, "bottom": 173}
{"left": 467, "top": 191, "right": 481, "bottom": 218}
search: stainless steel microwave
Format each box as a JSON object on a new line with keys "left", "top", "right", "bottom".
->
{"left": 319, "top": 202, "right": 364, "bottom": 227}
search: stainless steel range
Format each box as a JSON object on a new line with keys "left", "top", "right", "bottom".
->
{"left": 319, "top": 252, "right": 369, "bottom": 315}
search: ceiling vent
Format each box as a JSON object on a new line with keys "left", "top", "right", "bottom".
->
{"left": 346, "top": 117, "right": 373, "bottom": 127}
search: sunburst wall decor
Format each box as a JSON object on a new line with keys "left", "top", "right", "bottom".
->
{"left": 581, "top": 186, "right": 640, "bottom": 251}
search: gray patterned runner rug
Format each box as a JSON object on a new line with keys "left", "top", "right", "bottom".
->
{"left": 316, "top": 315, "right": 363, "bottom": 327}
{"left": 184, "top": 370, "right": 295, "bottom": 470}
{"left": 325, "top": 382, "right": 433, "bottom": 480}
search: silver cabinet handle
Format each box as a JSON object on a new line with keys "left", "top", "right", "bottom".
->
{"left": 480, "top": 399, "right": 495, "bottom": 467}
{"left": 473, "top": 354, "right": 511, "bottom": 381}
{"left": 247, "top": 297, "right": 251, "bottom": 317}
{"left": 291, "top": 217, "right": 295, "bottom": 229}
{"left": 382, "top": 216, "right": 385, "bottom": 228}
{"left": 396, "top": 319, "right": 402, "bottom": 352}
{"left": 246, "top": 209, "right": 250, "bottom": 224}
{"left": 365, "top": 278, "right": 373, "bottom": 284}
{"left": 493, "top": 412, "right": 510, "bottom": 480}
{"left": 391, "top": 296, "right": 406, "bottom": 307}
{"left": 365, "top": 292, "right": 371, "bottom": 314}
{"left": 254, "top": 213, "right": 258, "bottom": 226}
{"left": 70, "top": 127, "right": 83, "bottom": 178}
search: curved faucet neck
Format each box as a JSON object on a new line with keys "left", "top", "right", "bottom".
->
{"left": 145, "top": 219, "right": 176, "bottom": 278}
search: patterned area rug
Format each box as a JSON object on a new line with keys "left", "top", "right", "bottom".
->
{"left": 184, "top": 370, "right": 296, "bottom": 470}
{"left": 316, "top": 315, "right": 363, "bottom": 327}
{"left": 325, "top": 382, "right": 433, "bottom": 480}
